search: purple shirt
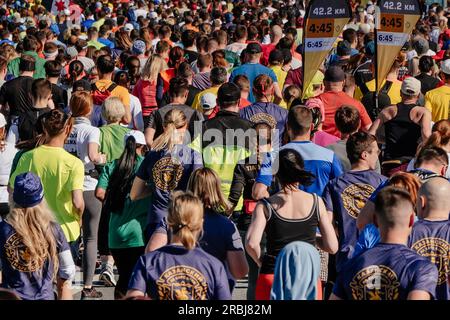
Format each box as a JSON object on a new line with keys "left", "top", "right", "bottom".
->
{"left": 0, "top": 221, "right": 70, "bottom": 300}
{"left": 408, "top": 219, "right": 450, "bottom": 300}
{"left": 128, "top": 245, "right": 231, "bottom": 300}
{"left": 323, "top": 170, "right": 387, "bottom": 272}
{"left": 333, "top": 243, "right": 438, "bottom": 300}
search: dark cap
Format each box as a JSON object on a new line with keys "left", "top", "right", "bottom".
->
{"left": 73, "top": 79, "right": 92, "bottom": 92}
{"left": 365, "top": 41, "right": 375, "bottom": 56}
{"left": 13, "top": 172, "right": 44, "bottom": 208}
{"left": 337, "top": 40, "right": 352, "bottom": 57}
{"left": 246, "top": 42, "right": 262, "bottom": 54}
{"left": 324, "top": 66, "right": 345, "bottom": 82}
{"left": 217, "top": 83, "right": 241, "bottom": 107}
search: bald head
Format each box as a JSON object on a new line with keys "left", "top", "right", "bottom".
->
{"left": 417, "top": 178, "right": 450, "bottom": 219}
{"left": 375, "top": 187, "right": 415, "bottom": 229}
{"left": 271, "top": 25, "right": 283, "bottom": 40}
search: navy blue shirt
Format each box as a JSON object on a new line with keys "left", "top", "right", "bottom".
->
{"left": 240, "top": 102, "right": 288, "bottom": 142}
{"left": 128, "top": 245, "right": 231, "bottom": 300}
{"left": 323, "top": 170, "right": 387, "bottom": 271}
{"left": 0, "top": 221, "right": 69, "bottom": 300}
{"left": 408, "top": 219, "right": 450, "bottom": 300}
{"left": 333, "top": 243, "right": 438, "bottom": 300}
{"left": 136, "top": 145, "right": 202, "bottom": 234}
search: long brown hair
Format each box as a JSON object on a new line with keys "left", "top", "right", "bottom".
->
{"left": 6, "top": 201, "right": 59, "bottom": 279}
{"left": 167, "top": 191, "right": 204, "bottom": 250}
{"left": 187, "top": 168, "right": 231, "bottom": 213}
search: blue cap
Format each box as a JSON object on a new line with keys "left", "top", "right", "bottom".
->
{"left": 132, "top": 40, "right": 146, "bottom": 54}
{"left": 50, "top": 23, "right": 60, "bottom": 36}
{"left": 13, "top": 172, "right": 44, "bottom": 208}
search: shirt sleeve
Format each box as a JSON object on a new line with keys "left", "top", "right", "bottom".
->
{"left": 322, "top": 182, "right": 333, "bottom": 212}
{"left": 136, "top": 153, "right": 152, "bottom": 181}
{"left": 87, "top": 127, "right": 100, "bottom": 145}
{"left": 225, "top": 221, "right": 244, "bottom": 251}
{"left": 410, "top": 260, "right": 439, "bottom": 299}
{"left": 127, "top": 255, "right": 148, "bottom": 294}
{"left": 424, "top": 92, "right": 432, "bottom": 113}
{"left": 228, "top": 163, "right": 246, "bottom": 206}
{"left": 68, "top": 159, "right": 85, "bottom": 191}
{"left": 330, "top": 153, "right": 344, "bottom": 179}
{"left": 358, "top": 102, "right": 373, "bottom": 128}
{"left": 268, "top": 68, "right": 278, "bottom": 83}
{"left": 97, "top": 161, "right": 113, "bottom": 190}
{"left": 255, "top": 152, "right": 274, "bottom": 187}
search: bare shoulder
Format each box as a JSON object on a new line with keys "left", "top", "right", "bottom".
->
{"left": 380, "top": 105, "right": 397, "bottom": 120}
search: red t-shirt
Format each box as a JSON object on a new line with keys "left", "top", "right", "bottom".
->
{"left": 132, "top": 79, "right": 158, "bottom": 115}
{"left": 239, "top": 98, "right": 251, "bottom": 109}
{"left": 317, "top": 91, "right": 372, "bottom": 138}
{"left": 260, "top": 43, "right": 276, "bottom": 66}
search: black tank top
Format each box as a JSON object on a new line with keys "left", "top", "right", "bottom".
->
{"left": 260, "top": 194, "right": 320, "bottom": 274}
{"left": 384, "top": 103, "right": 422, "bottom": 161}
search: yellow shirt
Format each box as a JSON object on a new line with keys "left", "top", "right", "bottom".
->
{"left": 92, "top": 18, "right": 105, "bottom": 31}
{"left": 425, "top": 85, "right": 450, "bottom": 122}
{"left": 10, "top": 146, "right": 85, "bottom": 242}
{"left": 192, "top": 86, "right": 220, "bottom": 112}
{"left": 94, "top": 79, "right": 130, "bottom": 108}
{"left": 87, "top": 40, "right": 105, "bottom": 50}
{"left": 354, "top": 79, "right": 403, "bottom": 105}
{"left": 270, "top": 65, "right": 288, "bottom": 109}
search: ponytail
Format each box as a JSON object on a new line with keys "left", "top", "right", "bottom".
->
{"left": 151, "top": 109, "right": 187, "bottom": 152}
{"left": 106, "top": 136, "right": 138, "bottom": 213}
{"left": 167, "top": 191, "right": 203, "bottom": 250}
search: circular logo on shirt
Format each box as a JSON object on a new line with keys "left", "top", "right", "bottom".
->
{"left": 4, "top": 232, "right": 46, "bottom": 272}
{"left": 342, "top": 183, "right": 376, "bottom": 219}
{"left": 156, "top": 265, "right": 208, "bottom": 300}
{"left": 350, "top": 265, "right": 400, "bottom": 300}
{"left": 152, "top": 157, "right": 183, "bottom": 192}
{"left": 411, "top": 237, "right": 449, "bottom": 285}
{"left": 249, "top": 113, "right": 277, "bottom": 129}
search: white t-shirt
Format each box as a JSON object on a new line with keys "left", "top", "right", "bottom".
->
{"left": 225, "top": 42, "right": 248, "bottom": 56}
{"left": 134, "top": 8, "right": 148, "bottom": 19}
{"left": 0, "top": 141, "right": 17, "bottom": 203}
{"left": 129, "top": 94, "right": 145, "bottom": 132}
{"left": 64, "top": 117, "right": 100, "bottom": 190}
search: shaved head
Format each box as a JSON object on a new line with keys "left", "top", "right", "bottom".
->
{"left": 418, "top": 177, "right": 450, "bottom": 219}
{"left": 272, "top": 25, "right": 283, "bottom": 38}
{"left": 375, "top": 187, "right": 415, "bottom": 229}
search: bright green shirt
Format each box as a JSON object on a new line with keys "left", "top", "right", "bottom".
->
{"left": 9, "top": 145, "right": 84, "bottom": 242}
{"left": 87, "top": 40, "right": 105, "bottom": 50}
{"left": 97, "top": 156, "right": 150, "bottom": 249}
{"left": 99, "top": 124, "right": 130, "bottom": 162}
{"left": 7, "top": 51, "right": 46, "bottom": 79}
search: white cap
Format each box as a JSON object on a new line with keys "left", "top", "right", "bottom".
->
{"left": 64, "top": 9, "right": 71, "bottom": 16}
{"left": 124, "top": 130, "right": 146, "bottom": 145}
{"left": 149, "top": 11, "right": 158, "bottom": 19}
{"left": 124, "top": 23, "right": 134, "bottom": 32}
{"left": 200, "top": 93, "right": 217, "bottom": 110}
{"left": 441, "top": 59, "right": 450, "bottom": 75}
{"left": 0, "top": 113, "right": 6, "bottom": 128}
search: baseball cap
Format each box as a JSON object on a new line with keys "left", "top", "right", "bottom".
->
{"left": 358, "top": 23, "right": 371, "bottom": 35}
{"left": 65, "top": 46, "right": 78, "bottom": 59}
{"left": 324, "top": 66, "right": 345, "bottom": 82}
{"left": 13, "top": 172, "right": 44, "bottom": 208}
{"left": 246, "top": 42, "right": 262, "bottom": 54}
{"left": 440, "top": 59, "right": 450, "bottom": 75}
{"left": 218, "top": 83, "right": 241, "bottom": 106}
{"left": 200, "top": 93, "right": 217, "bottom": 110}
{"left": 337, "top": 40, "right": 352, "bottom": 57}
{"left": 401, "top": 77, "right": 421, "bottom": 96}
{"left": 124, "top": 130, "right": 146, "bottom": 145}
{"left": 73, "top": 80, "right": 92, "bottom": 92}
{"left": 0, "top": 113, "right": 6, "bottom": 128}
{"left": 124, "top": 23, "right": 134, "bottom": 32}
{"left": 132, "top": 40, "right": 146, "bottom": 54}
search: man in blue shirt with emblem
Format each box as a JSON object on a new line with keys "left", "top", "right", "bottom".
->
{"left": 323, "top": 132, "right": 387, "bottom": 273}
{"left": 331, "top": 187, "right": 438, "bottom": 300}
{"left": 408, "top": 178, "right": 450, "bottom": 300}
{"left": 252, "top": 106, "right": 343, "bottom": 199}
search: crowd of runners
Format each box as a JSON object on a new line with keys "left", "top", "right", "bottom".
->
{"left": 0, "top": 0, "right": 449, "bottom": 301}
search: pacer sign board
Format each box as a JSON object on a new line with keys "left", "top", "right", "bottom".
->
{"left": 376, "top": 0, "right": 421, "bottom": 92}
{"left": 302, "top": 0, "right": 351, "bottom": 99}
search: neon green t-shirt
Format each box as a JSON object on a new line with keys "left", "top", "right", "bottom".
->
{"left": 9, "top": 145, "right": 84, "bottom": 242}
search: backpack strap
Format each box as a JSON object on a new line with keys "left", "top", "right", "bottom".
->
{"left": 380, "top": 80, "right": 393, "bottom": 95}
{"left": 91, "top": 82, "right": 98, "bottom": 92}
{"left": 359, "top": 81, "right": 370, "bottom": 96}
{"left": 107, "top": 82, "right": 118, "bottom": 92}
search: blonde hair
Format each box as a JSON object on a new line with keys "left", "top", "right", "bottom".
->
{"left": 102, "top": 97, "right": 125, "bottom": 123}
{"left": 151, "top": 109, "right": 187, "bottom": 152}
{"left": 187, "top": 168, "right": 231, "bottom": 213}
{"left": 6, "top": 200, "right": 59, "bottom": 279}
{"left": 141, "top": 54, "right": 168, "bottom": 82}
{"left": 167, "top": 191, "right": 204, "bottom": 250}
